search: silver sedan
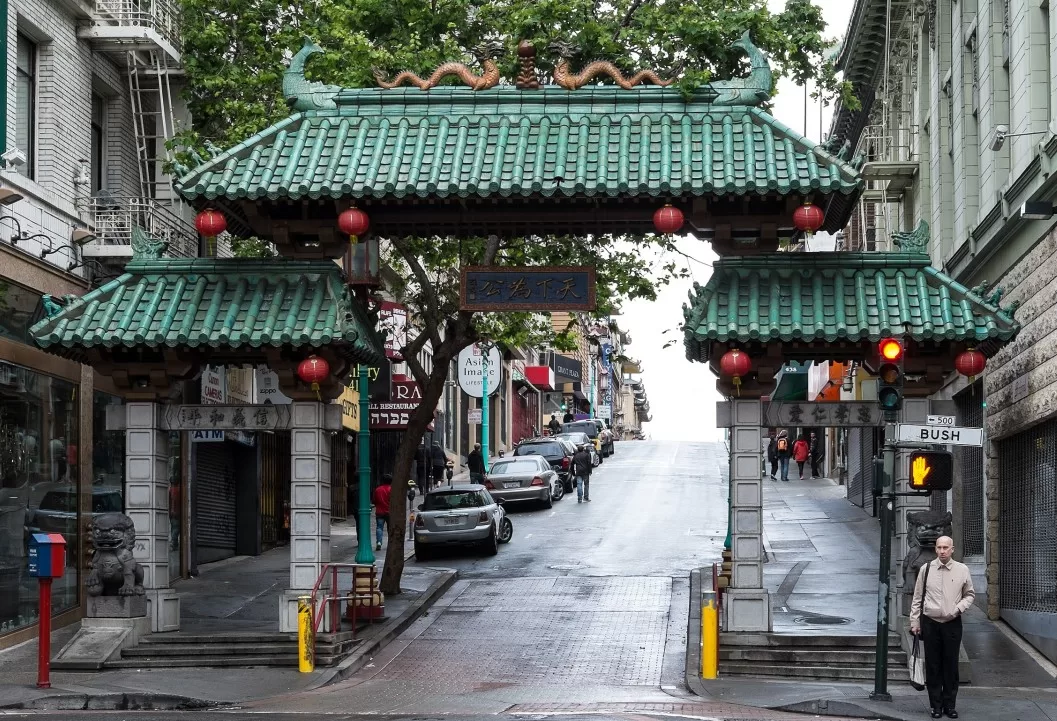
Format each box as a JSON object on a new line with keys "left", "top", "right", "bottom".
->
{"left": 485, "top": 455, "right": 563, "bottom": 508}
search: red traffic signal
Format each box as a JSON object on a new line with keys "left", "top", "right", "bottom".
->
{"left": 879, "top": 338, "right": 904, "bottom": 362}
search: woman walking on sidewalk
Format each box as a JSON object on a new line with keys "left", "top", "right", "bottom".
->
{"left": 793, "top": 435, "right": 810, "bottom": 480}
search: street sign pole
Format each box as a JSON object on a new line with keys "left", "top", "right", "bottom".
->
{"left": 871, "top": 419, "right": 897, "bottom": 701}
{"left": 481, "top": 347, "right": 490, "bottom": 471}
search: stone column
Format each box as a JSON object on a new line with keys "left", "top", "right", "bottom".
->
{"left": 725, "top": 399, "right": 771, "bottom": 631}
{"left": 279, "top": 402, "right": 331, "bottom": 632}
{"left": 125, "top": 402, "right": 179, "bottom": 632}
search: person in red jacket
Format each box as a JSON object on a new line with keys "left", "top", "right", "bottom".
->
{"left": 792, "top": 435, "right": 810, "bottom": 480}
{"left": 372, "top": 474, "right": 393, "bottom": 551}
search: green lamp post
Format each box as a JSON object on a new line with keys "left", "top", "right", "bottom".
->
{"left": 354, "top": 364, "right": 374, "bottom": 564}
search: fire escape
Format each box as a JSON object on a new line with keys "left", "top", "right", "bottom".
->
{"left": 77, "top": 0, "right": 219, "bottom": 260}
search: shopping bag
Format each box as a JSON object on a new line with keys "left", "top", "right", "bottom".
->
{"left": 909, "top": 634, "right": 926, "bottom": 690}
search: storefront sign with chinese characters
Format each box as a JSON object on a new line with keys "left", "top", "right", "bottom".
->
{"left": 762, "top": 401, "right": 883, "bottom": 428}
{"left": 460, "top": 266, "right": 596, "bottom": 311}
{"left": 166, "top": 404, "right": 290, "bottom": 431}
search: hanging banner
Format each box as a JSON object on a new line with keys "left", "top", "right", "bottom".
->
{"left": 255, "top": 368, "right": 293, "bottom": 405}
{"left": 377, "top": 302, "right": 408, "bottom": 360}
{"left": 201, "top": 366, "right": 226, "bottom": 405}
{"left": 339, "top": 384, "right": 360, "bottom": 432}
{"left": 457, "top": 344, "right": 502, "bottom": 398}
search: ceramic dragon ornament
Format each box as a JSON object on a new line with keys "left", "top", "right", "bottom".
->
{"left": 702, "top": 31, "right": 773, "bottom": 105}
{"left": 284, "top": 38, "right": 342, "bottom": 111}
{"left": 372, "top": 41, "right": 504, "bottom": 90}
{"left": 548, "top": 41, "right": 678, "bottom": 90}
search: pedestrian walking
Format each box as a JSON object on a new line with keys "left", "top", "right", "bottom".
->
{"left": 766, "top": 430, "right": 778, "bottom": 481}
{"left": 371, "top": 474, "right": 393, "bottom": 551}
{"left": 792, "top": 435, "right": 809, "bottom": 480}
{"left": 430, "top": 442, "right": 447, "bottom": 490}
{"left": 910, "top": 535, "right": 975, "bottom": 719}
{"left": 467, "top": 443, "right": 485, "bottom": 484}
{"left": 775, "top": 430, "right": 791, "bottom": 482}
{"left": 572, "top": 443, "right": 593, "bottom": 502}
{"left": 547, "top": 414, "right": 561, "bottom": 435}
{"left": 414, "top": 443, "right": 429, "bottom": 489}
{"left": 809, "top": 432, "right": 822, "bottom": 478}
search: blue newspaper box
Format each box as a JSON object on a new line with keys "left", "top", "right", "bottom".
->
{"left": 28, "top": 534, "right": 66, "bottom": 579}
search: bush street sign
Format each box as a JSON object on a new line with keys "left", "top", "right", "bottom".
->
{"left": 896, "top": 424, "right": 984, "bottom": 446}
{"left": 460, "top": 266, "right": 596, "bottom": 311}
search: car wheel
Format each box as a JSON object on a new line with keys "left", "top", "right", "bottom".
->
{"left": 497, "top": 517, "right": 513, "bottom": 544}
{"left": 414, "top": 542, "right": 431, "bottom": 561}
{"left": 543, "top": 491, "right": 553, "bottom": 509}
{"left": 552, "top": 482, "right": 564, "bottom": 502}
{"left": 484, "top": 526, "right": 499, "bottom": 556}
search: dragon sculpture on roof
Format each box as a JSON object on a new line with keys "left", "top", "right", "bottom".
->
{"left": 372, "top": 41, "right": 504, "bottom": 90}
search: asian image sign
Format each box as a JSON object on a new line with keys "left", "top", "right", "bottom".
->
{"left": 460, "top": 266, "right": 596, "bottom": 312}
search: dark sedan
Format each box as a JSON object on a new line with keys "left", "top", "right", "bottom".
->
{"left": 513, "top": 438, "right": 575, "bottom": 492}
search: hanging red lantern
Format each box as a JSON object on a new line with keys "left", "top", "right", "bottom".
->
{"left": 338, "top": 208, "right": 370, "bottom": 244}
{"left": 955, "top": 348, "right": 986, "bottom": 381}
{"left": 195, "top": 208, "right": 227, "bottom": 238}
{"left": 653, "top": 204, "right": 684, "bottom": 234}
{"left": 720, "top": 349, "right": 752, "bottom": 395}
{"left": 793, "top": 202, "right": 825, "bottom": 236}
{"left": 297, "top": 355, "right": 330, "bottom": 399}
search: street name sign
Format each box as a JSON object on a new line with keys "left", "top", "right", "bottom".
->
{"left": 897, "top": 424, "right": 983, "bottom": 446}
{"left": 927, "top": 414, "right": 956, "bottom": 427}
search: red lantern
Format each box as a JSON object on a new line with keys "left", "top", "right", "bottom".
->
{"left": 338, "top": 208, "right": 370, "bottom": 244}
{"left": 793, "top": 202, "right": 825, "bottom": 235}
{"left": 720, "top": 349, "right": 752, "bottom": 395}
{"left": 297, "top": 355, "right": 330, "bottom": 399}
{"left": 194, "top": 208, "right": 227, "bottom": 238}
{"left": 955, "top": 348, "right": 986, "bottom": 380}
{"left": 653, "top": 204, "right": 684, "bottom": 234}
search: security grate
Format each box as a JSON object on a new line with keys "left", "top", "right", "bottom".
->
{"left": 999, "top": 419, "right": 1057, "bottom": 615}
{"left": 956, "top": 384, "right": 985, "bottom": 555}
{"left": 848, "top": 427, "right": 864, "bottom": 507}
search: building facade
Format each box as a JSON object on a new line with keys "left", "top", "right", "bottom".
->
{"left": 834, "top": 0, "right": 1057, "bottom": 662}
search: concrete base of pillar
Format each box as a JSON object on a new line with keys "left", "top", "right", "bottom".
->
{"left": 145, "top": 589, "right": 180, "bottom": 632}
{"left": 724, "top": 589, "right": 772, "bottom": 632}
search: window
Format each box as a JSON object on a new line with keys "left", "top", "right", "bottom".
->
{"left": 91, "top": 94, "right": 106, "bottom": 194}
{"left": 944, "top": 79, "right": 955, "bottom": 156}
{"left": 968, "top": 31, "right": 979, "bottom": 117}
{"left": 14, "top": 34, "right": 36, "bottom": 179}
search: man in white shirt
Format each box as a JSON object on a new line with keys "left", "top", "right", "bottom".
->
{"left": 910, "top": 535, "right": 975, "bottom": 719}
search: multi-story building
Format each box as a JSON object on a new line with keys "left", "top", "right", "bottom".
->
{"left": 833, "top": 0, "right": 1057, "bottom": 663}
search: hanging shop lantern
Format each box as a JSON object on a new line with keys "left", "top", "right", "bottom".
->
{"left": 955, "top": 348, "right": 986, "bottom": 381}
{"left": 297, "top": 355, "right": 330, "bottom": 399}
{"left": 338, "top": 208, "right": 370, "bottom": 244}
{"left": 653, "top": 204, "right": 684, "bottom": 234}
{"left": 194, "top": 208, "right": 227, "bottom": 256}
{"left": 792, "top": 202, "right": 825, "bottom": 236}
{"left": 719, "top": 349, "right": 752, "bottom": 395}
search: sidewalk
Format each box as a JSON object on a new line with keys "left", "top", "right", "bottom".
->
{"left": 686, "top": 475, "right": 1057, "bottom": 721}
{"left": 0, "top": 519, "right": 455, "bottom": 711}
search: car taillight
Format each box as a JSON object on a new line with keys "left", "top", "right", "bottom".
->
{"left": 415, "top": 514, "right": 425, "bottom": 528}
{"left": 530, "top": 476, "right": 545, "bottom": 486}
{"left": 484, "top": 479, "right": 495, "bottom": 490}
{"left": 561, "top": 457, "right": 570, "bottom": 469}
{"left": 478, "top": 511, "right": 489, "bottom": 523}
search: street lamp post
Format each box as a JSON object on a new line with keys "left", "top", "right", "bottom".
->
{"left": 354, "top": 364, "right": 374, "bottom": 564}
{"left": 481, "top": 351, "right": 490, "bottom": 471}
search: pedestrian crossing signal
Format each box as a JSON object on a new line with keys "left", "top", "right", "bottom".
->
{"left": 909, "top": 451, "right": 953, "bottom": 492}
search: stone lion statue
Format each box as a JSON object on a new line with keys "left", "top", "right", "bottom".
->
{"left": 85, "top": 512, "right": 145, "bottom": 597}
{"left": 901, "top": 509, "right": 952, "bottom": 615}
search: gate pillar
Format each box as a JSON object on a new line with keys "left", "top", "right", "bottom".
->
{"left": 125, "top": 402, "right": 180, "bottom": 631}
{"left": 279, "top": 402, "right": 332, "bottom": 632}
{"left": 725, "top": 399, "right": 772, "bottom": 631}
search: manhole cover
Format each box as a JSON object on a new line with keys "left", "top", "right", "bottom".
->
{"left": 792, "top": 615, "right": 853, "bottom": 625}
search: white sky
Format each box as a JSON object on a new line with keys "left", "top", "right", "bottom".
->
{"left": 622, "top": 0, "right": 852, "bottom": 441}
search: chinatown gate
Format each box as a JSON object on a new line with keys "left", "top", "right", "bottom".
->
{"left": 29, "top": 33, "right": 1020, "bottom": 635}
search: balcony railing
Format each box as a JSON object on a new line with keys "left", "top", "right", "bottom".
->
{"left": 77, "top": 195, "right": 230, "bottom": 259}
{"left": 91, "top": 0, "right": 181, "bottom": 52}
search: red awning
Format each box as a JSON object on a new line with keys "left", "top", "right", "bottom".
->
{"left": 524, "top": 365, "right": 556, "bottom": 390}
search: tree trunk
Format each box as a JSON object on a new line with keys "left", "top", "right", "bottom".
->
{"left": 379, "top": 364, "right": 451, "bottom": 594}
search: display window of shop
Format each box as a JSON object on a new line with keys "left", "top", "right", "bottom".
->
{"left": 0, "top": 361, "right": 79, "bottom": 634}
{"left": 0, "top": 281, "right": 46, "bottom": 345}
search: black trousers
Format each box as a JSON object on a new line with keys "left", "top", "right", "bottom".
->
{"left": 921, "top": 615, "right": 962, "bottom": 710}
{"left": 811, "top": 455, "right": 820, "bottom": 477}
{"left": 769, "top": 459, "right": 778, "bottom": 477}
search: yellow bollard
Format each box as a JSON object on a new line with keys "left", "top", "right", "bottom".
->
{"left": 701, "top": 589, "right": 718, "bottom": 679}
{"left": 297, "top": 596, "right": 315, "bottom": 673}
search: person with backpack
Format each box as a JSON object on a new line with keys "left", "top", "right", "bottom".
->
{"left": 793, "top": 434, "right": 810, "bottom": 480}
{"left": 776, "top": 430, "right": 792, "bottom": 482}
{"left": 572, "top": 443, "right": 593, "bottom": 503}
{"left": 766, "top": 430, "right": 779, "bottom": 481}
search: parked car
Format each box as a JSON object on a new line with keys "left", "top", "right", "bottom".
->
{"left": 414, "top": 485, "right": 512, "bottom": 559}
{"left": 485, "top": 455, "right": 562, "bottom": 508}
{"left": 561, "top": 421, "right": 603, "bottom": 461}
{"left": 513, "top": 438, "right": 574, "bottom": 491}
{"left": 27, "top": 485, "right": 123, "bottom": 537}
{"left": 588, "top": 419, "right": 616, "bottom": 457}
{"left": 555, "top": 431, "right": 601, "bottom": 467}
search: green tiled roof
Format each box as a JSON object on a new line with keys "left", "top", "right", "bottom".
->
{"left": 175, "top": 87, "right": 862, "bottom": 205}
{"left": 30, "top": 257, "right": 386, "bottom": 366}
{"left": 683, "top": 251, "right": 1021, "bottom": 362}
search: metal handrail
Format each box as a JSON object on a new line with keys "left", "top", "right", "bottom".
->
{"left": 309, "top": 562, "right": 377, "bottom": 634}
{"left": 76, "top": 195, "right": 234, "bottom": 259}
{"left": 92, "top": 0, "right": 181, "bottom": 51}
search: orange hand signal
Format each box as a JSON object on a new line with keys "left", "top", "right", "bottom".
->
{"left": 912, "top": 456, "right": 932, "bottom": 487}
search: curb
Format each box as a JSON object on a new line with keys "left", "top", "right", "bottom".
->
{"left": 0, "top": 692, "right": 213, "bottom": 711}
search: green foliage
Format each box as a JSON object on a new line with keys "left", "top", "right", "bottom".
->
{"left": 180, "top": 0, "right": 846, "bottom": 149}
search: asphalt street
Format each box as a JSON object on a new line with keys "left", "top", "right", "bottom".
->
{"left": 2, "top": 441, "right": 871, "bottom": 721}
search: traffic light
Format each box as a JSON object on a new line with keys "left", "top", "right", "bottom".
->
{"left": 909, "top": 450, "right": 953, "bottom": 492}
{"left": 877, "top": 338, "right": 905, "bottom": 412}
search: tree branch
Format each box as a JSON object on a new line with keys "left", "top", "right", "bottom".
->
{"left": 399, "top": 327, "right": 432, "bottom": 385}
{"left": 391, "top": 236, "right": 444, "bottom": 349}
{"left": 613, "top": 0, "right": 652, "bottom": 43}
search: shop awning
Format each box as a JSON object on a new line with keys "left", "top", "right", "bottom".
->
{"left": 772, "top": 362, "right": 810, "bottom": 401}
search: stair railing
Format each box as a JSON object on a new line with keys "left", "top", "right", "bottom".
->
{"left": 308, "top": 563, "right": 378, "bottom": 635}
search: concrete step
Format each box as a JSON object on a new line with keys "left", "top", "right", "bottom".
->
{"left": 720, "top": 633, "right": 902, "bottom": 648}
{"left": 139, "top": 633, "right": 294, "bottom": 645}
{"left": 122, "top": 643, "right": 297, "bottom": 657}
{"left": 721, "top": 662, "right": 912, "bottom": 682}
{"left": 105, "top": 655, "right": 297, "bottom": 669}
{"left": 721, "top": 648, "right": 907, "bottom": 666}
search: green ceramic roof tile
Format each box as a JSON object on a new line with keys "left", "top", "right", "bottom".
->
{"left": 30, "top": 258, "right": 386, "bottom": 366}
{"left": 682, "top": 252, "right": 1021, "bottom": 362}
{"left": 175, "top": 87, "right": 862, "bottom": 203}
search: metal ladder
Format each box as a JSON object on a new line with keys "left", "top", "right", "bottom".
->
{"left": 127, "top": 48, "right": 177, "bottom": 203}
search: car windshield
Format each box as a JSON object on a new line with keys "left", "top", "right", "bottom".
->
{"left": 562, "top": 422, "right": 598, "bottom": 438}
{"left": 490, "top": 459, "right": 540, "bottom": 475}
{"left": 515, "top": 442, "right": 562, "bottom": 456}
{"left": 423, "top": 491, "right": 486, "bottom": 510}
{"left": 39, "top": 491, "right": 76, "bottom": 512}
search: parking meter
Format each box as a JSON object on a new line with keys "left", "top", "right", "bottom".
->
{"left": 28, "top": 533, "right": 66, "bottom": 689}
